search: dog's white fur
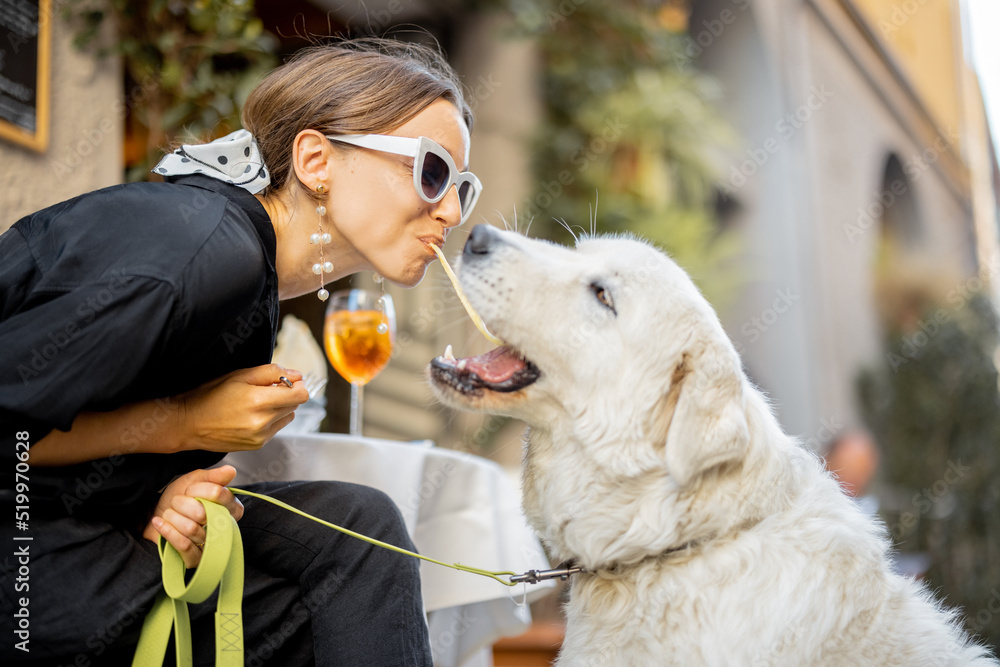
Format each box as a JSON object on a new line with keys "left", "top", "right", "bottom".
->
{"left": 430, "top": 226, "right": 997, "bottom": 666}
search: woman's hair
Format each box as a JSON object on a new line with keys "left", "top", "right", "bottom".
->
{"left": 242, "top": 37, "right": 473, "bottom": 197}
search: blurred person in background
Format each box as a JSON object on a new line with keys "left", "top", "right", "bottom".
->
{"left": 824, "top": 427, "right": 881, "bottom": 506}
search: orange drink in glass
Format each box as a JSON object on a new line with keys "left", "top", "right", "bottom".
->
{"left": 324, "top": 289, "right": 395, "bottom": 436}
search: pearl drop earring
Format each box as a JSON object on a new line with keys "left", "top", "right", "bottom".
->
{"left": 373, "top": 273, "right": 388, "bottom": 334}
{"left": 312, "top": 184, "right": 333, "bottom": 301}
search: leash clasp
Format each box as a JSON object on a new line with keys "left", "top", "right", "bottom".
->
{"left": 509, "top": 562, "right": 584, "bottom": 584}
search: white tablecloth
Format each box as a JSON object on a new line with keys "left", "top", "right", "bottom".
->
{"left": 222, "top": 434, "right": 554, "bottom": 667}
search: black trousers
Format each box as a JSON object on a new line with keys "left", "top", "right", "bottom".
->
{"left": 0, "top": 480, "right": 433, "bottom": 666}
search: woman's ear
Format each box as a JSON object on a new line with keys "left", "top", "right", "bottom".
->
{"left": 291, "top": 129, "right": 331, "bottom": 190}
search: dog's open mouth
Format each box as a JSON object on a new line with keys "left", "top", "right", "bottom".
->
{"left": 431, "top": 345, "right": 540, "bottom": 395}
{"left": 427, "top": 241, "right": 539, "bottom": 396}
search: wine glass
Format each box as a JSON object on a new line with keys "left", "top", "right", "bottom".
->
{"left": 323, "top": 288, "right": 396, "bottom": 437}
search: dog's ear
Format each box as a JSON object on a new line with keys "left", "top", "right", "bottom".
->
{"left": 657, "top": 347, "right": 749, "bottom": 488}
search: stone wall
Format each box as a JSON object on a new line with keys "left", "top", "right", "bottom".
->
{"left": 0, "top": 12, "right": 121, "bottom": 232}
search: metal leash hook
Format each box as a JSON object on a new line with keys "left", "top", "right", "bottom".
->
{"left": 508, "top": 562, "right": 584, "bottom": 584}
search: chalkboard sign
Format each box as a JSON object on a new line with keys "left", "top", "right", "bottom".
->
{"left": 0, "top": 0, "right": 50, "bottom": 151}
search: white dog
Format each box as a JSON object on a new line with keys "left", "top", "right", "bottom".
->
{"left": 429, "top": 224, "right": 997, "bottom": 666}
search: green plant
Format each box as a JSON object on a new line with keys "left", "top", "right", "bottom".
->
{"left": 858, "top": 290, "right": 1000, "bottom": 650}
{"left": 65, "top": 0, "right": 277, "bottom": 181}
{"left": 474, "top": 0, "right": 741, "bottom": 307}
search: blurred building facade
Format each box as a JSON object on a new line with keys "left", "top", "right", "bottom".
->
{"left": 687, "top": 0, "right": 998, "bottom": 441}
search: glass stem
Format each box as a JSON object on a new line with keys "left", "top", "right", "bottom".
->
{"left": 349, "top": 383, "right": 363, "bottom": 437}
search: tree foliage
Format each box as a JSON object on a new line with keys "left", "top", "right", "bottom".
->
{"left": 858, "top": 290, "right": 1000, "bottom": 649}
{"left": 64, "top": 0, "right": 277, "bottom": 181}
{"left": 478, "top": 0, "right": 742, "bottom": 306}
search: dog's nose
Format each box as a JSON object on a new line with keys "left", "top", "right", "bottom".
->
{"left": 464, "top": 224, "right": 494, "bottom": 257}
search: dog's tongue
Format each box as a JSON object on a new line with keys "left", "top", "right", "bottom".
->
{"left": 463, "top": 346, "right": 526, "bottom": 383}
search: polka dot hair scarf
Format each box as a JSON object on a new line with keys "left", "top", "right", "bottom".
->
{"left": 152, "top": 129, "right": 271, "bottom": 194}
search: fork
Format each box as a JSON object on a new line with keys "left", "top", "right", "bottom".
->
{"left": 301, "top": 371, "right": 328, "bottom": 401}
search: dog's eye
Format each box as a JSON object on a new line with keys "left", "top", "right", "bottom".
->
{"left": 591, "top": 283, "right": 616, "bottom": 314}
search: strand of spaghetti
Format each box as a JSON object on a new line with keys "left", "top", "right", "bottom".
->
{"left": 228, "top": 486, "right": 518, "bottom": 586}
{"left": 429, "top": 243, "right": 505, "bottom": 346}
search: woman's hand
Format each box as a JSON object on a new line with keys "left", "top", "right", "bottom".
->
{"left": 31, "top": 364, "right": 309, "bottom": 465}
{"left": 177, "top": 364, "right": 310, "bottom": 453}
{"left": 143, "top": 465, "right": 244, "bottom": 569}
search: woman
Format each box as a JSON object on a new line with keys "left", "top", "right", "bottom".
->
{"left": 0, "top": 38, "right": 479, "bottom": 665}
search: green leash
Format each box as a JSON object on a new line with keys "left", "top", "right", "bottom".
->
{"left": 132, "top": 499, "right": 244, "bottom": 667}
{"left": 132, "top": 486, "right": 519, "bottom": 667}
{"left": 229, "top": 487, "right": 519, "bottom": 586}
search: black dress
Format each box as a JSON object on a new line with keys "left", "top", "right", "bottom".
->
{"left": 0, "top": 176, "right": 432, "bottom": 665}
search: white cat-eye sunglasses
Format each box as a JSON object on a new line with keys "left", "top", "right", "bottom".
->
{"left": 326, "top": 134, "right": 483, "bottom": 225}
